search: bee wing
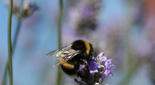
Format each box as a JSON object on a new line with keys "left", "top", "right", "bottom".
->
{"left": 62, "top": 49, "right": 80, "bottom": 61}
{"left": 46, "top": 44, "right": 80, "bottom": 66}
{"left": 46, "top": 49, "right": 59, "bottom": 56}
{"left": 46, "top": 44, "right": 72, "bottom": 56}
{"left": 52, "top": 49, "right": 80, "bottom": 66}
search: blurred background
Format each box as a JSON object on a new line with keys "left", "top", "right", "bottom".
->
{"left": 0, "top": 0, "right": 155, "bottom": 85}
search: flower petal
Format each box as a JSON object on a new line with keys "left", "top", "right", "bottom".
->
{"left": 89, "top": 61, "right": 99, "bottom": 74}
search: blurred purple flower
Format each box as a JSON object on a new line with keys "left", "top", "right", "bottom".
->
{"left": 64, "top": 0, "right": 101, "bottom": 36}
{"left": 152, "top": 56, "right": 155, "bottom": 61}
{"left": 81, "top": 6, "right": 95, "bottom": 17}
{"left": 5, "top": 1, "right": 38, "bottom": 19}
{"left": 130, "top": 30, "right": 152, "bottom": 58}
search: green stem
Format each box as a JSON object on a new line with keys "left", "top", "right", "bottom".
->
{"left": 12, "top": 20, "right": 22, "bottom": 51}
{"left": 2, "top": 64, "right": 8, "bottom": 85}
{"left": 119, "top": 61, "right": 135, "bottom": 85}
{"left": 7, "top": 0, "right": 13, "bottom": 85}
{"left": 119, "top": 29, "right": 141, "bottom": 85}
{"left": 12, "top": 0, "right": 24, "bottom": 52}
{"left": 57, "top": 0, "right": 63, "bottom": 49}
{"left": 119, "top": 59, "right": 141, "bottom": 85}
{"left": 56, "top": 0, "right": 63, "bottom": 85}
{"left": 2, "top": 0, "right": 24, "bottom": 85}
{"left": 2, "top": 20, "right": 22, "bottom": 85}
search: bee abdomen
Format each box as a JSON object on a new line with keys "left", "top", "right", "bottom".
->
{"left": 60, "top": 64, "right": 78, "bottom": 76}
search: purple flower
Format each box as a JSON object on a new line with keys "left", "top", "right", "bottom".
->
{"left": 89, "top": 52, "right": 115, "bottom": 83}
{"left": 89, "top": 61, "right": 99, "bottom": 74}
{"left": 97, "top": 53, "right": 115, "bottom": 80}
{"left": 76, "top": 52, "right": 115, "bottom": 85}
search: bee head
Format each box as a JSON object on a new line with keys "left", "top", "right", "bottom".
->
{"left": 71, "top": 40, "right": 86, "bottom": 53}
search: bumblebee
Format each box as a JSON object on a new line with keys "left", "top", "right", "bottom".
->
{"left": 47, "top": 40, "right": 94, "bottom": 76}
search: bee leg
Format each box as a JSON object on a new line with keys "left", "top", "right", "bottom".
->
{"left": 74, "top": 78, "right": 87, "bottom": 85}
